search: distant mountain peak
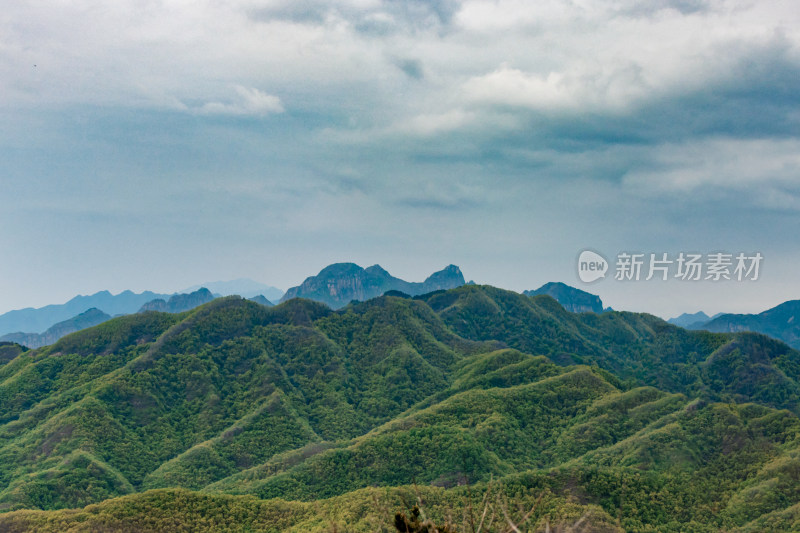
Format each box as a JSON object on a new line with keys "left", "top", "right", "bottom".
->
{"left": 280, "top": 263, "right": 466, "bottom": 309}
{"left": 523, "top": 282, "right": 603, "bottom": 314}
{"left": 364, "top": 264, "right": 391, "bottom": 277}
{"left": 422, "top": 265, "right": 465, "bottom": 293}
{"left": 248, "top": 295, "right": 274, "bottom": 307}
{"left": 139, "top": 288, "right": 215, "bottom": 314}
{"left": 318, "top": 262, "right": 362, "bottom": 275}
{"left": 668, "top": 311, "right": 712, "bottom": 329}
{"left": 180, "top": 279, "right": 283, "bottom": 301}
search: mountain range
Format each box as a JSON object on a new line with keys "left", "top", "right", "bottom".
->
{"left": 0, "top": 289, "right": 221, "bottom": 349}
{"left": 280, "top": 263, "right": 466, "bottom": 309}
{"left": 3, "top": 263, "right": 467, "bottom": 349}
{"left": 0, "top": 290, "right": 172, "bottom": 336}
{"left": 0, "top": 281, "right": 281, "bottom": 349}
{"left": 668, "top": 301, "right": 800, "bottom": 350}
{"left": 702, "top": 300, "right": 800, "bottom": 349}
{"left": 5, "top": 265, "right": 800, "bottom": 359}
{"left": 1, "top": 263, "right": 469, "bottom": 349}
{"left": 1, "top": 285, "right": 800, "bottom": 531}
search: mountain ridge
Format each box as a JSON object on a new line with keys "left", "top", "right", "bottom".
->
{"left": 180, "top": 279, "right": 283, "bottom": 301}
{"left": 138, "top": 288, "right": 216, "bottom": 314}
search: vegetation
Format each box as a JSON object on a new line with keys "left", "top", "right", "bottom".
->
{"left": 0, "top": 342, "right": 27, "bottom": 365}
{"left": 0, "top": 287, "right": 799, "bottom": 531}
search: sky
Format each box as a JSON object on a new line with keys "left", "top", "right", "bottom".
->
{"left": 1, "top": 0, "right": 799, "bottom": 319}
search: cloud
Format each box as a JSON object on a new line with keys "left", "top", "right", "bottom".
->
{"left": 393, "top": 57, "right": 425, "bottom": 79}
{"left": 246, "top": 0, "right": 458, "bottom": 35}
{"left": 197, "top": 86, "right": 285, "bottom": 116}
{"left": 462, "top": 64, "right": 650, "bottom": 113}
{"left": 3, "top": 0, "right": 800, "bottom": 317}
{"left": 622, "top": 0, "right": 710, "bottom": 17}
{"left": 392, "top": 109, "right": 477, "bottom": 136}
{"left": 391, "top": 177, "right": 486, "bottom": 209}
{"left": 622, "top": 138, "right": 800, "bottom": 210}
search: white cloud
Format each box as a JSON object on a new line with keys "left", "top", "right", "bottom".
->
{"left": 392, "top": 109, "right": 476, "bottom": 136}
{"left": 2, "top": 0, "right": 798, "bottom": 127}
{"left": 454, "top": 1, "right": 800, "bottom": 117}
{"left": 197, "top": 86, "right": 284, "bottom": 116}
{"left": 462, "top": 63, "right": 650, "bottom": 113}
{"left": 622, "top": 138, "right": 800, "bottom": 209}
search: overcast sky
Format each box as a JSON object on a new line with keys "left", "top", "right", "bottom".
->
{"left": 2, "top": 0, "right": 799, "bottom": 319}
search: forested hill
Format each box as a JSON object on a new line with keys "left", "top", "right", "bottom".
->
{"left": 1, "top": 286, "right": 799, "bottom": 532}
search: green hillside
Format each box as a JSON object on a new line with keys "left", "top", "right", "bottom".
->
{"left": 0, "top": 287, "right": 799, "bottom": 531}
{"left": 423, "top": 286, "right": 800, "bottom": 410}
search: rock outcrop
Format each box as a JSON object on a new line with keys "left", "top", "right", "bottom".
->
{"left": 280, "top": 263, "right": 466, "bottom": 309}
{"left": 524, "top": 282, "right": 603, "bottom": 314}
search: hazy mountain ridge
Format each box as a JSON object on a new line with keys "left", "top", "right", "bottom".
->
{"left": 0, "top": 280, "right": 279, "bottom": 341}
{"left": 180, "top": 279, "right": 283, "bottom": 302}
{"left": 0, "top": 289, "right": 218, "bottom": 349}
{"left": 701, "top": 300, "right": 800, "bottom": 349}
{"left": 668, "top": 311, "right": 712, "bottom": 328}
{"left": 523, "top": 281, "right": 604, "bottom": 313}
{"left": 280, "top": 263, "right": 465, "bottom": 309}
{"left": 0, "top": 286, "right": 799, "bottom": 531}
{"left": 138, "top": 288, "right": 216, "bottom": 313}
{"left": 0, "top": 308, "right": 112, "bottom": 349}
{"left": 0, "top": 290, "right": 171, "bottom": 336}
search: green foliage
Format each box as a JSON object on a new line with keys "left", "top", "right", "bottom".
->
{"left": 0, "top": 450, "right": 133, "bottom": 511}
{"left": 0, "top": 342, "right": 26, "bottom": 366}
{"left": 142, "top": 391, "right": 319, "bottom": 490}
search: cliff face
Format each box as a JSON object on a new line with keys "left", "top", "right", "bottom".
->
{"left": 138, "top": 288, "right": 216, "bottom": 313}
{"left": 0, "top": 308, "right": 112, "bottom": 349}
{"left": 280, "top": 263, "right": 466, "bottom": 309}
{"left": 421, "top": 264, "right": 465, "bottom": 293}
{"left": 524, "top": 282, "right": 604, "bottom": 314}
